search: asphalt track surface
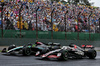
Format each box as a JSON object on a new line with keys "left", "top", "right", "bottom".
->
{"left": 0, "top": 51, "right": 100, "bottom": 66}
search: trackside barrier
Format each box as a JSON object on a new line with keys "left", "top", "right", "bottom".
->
{"left": 0, "top": 30, "right": 100, "bottom": 41}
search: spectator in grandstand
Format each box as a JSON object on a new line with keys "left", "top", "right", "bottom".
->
{"left": 1, "top": 0, "right": 100, "bottom": 33}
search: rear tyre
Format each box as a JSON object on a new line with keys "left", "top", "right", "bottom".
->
{"left": 87, "top": 50, "right": 97, "bottom": 59}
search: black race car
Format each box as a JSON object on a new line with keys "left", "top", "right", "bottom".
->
{"left": 40, "top": 43, "right": 97, "bottom": 60}
{"left": 1, "top": 42, "right": 61, "bottom": 56}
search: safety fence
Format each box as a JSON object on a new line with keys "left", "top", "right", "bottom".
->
{"left": 0, "top": 30, "right": 100, "bottom": 41}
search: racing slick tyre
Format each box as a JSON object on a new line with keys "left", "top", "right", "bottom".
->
{"left": 23, "top": 47, "right": 31, "bottom": 56}
{"left": 58, "top": 50, "right": 68, "bottom": 61}
{"left": 87, "top": 50, "right": 97, "bottom": 59}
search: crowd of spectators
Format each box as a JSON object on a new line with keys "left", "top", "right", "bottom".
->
{"left": 0, "top": 0, "right": 100, "bottom": 33}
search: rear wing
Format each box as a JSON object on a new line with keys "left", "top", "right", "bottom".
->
{"left": 81, "top": 45, "right": 94, "bottom": 49}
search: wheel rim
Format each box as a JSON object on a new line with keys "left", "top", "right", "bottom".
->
{"left": 64, "top": 53, "right": 68, "bottom": 58}
{"left": 25, "top": 48, "right": 31, "bottom": 55}
{"left": 93, "top": 51, "right": 96, "bottom": 57}
{"left": 63, "top": 52, "right": 68, "bottom": 60}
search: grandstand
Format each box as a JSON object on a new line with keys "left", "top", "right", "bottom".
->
{"left": 0, "top": 0, "right": 100, "bottom": 41}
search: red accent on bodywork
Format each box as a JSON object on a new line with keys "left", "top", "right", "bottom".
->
{"left": 35, "top": 54, "right": 38, "bottom": 56}
{"left": 74, "top": 45, "right": 77, "bottom": 49}
{"left": 36, "top": 42, "right": 43, "bottom": 45}
{"left": 81, "top": 45, "right": 85, "bottom": 47}
{"left": 41, "top": 55, "right": 46, "bottom": 57}
{"left": 48, "top": 55, "right": 60, "bottom": 58}
{"left": 86, "top": 45, "right": 93, "bottom": 47}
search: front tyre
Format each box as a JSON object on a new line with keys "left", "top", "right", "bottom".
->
{"left": 58, "top": 50, "right": 68, "bottom": 61}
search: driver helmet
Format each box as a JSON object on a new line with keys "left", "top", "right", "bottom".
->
{"left": 12, "top": 44, "right": 16, "bottom": 48}
{"left": 69, "top": 43, "right": 75, "bottom": 47}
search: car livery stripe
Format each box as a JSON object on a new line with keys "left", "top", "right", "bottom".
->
{"left": 43, "top": 49, "right": 61, "bottom": 57}
{"left": 7, "top": 46, "right": 23, "bottom": 53}
{"left": 48, "top": 55, "right": 60, "bottom": 58}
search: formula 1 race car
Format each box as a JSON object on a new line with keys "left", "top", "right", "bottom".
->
{"left": 1, "top": 42, "right": 61, "bottom": 56}
{"left": 40, "top": 43, "right": 97, "bottom": 61}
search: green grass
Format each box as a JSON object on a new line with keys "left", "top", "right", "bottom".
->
{"left": 0, "top": 50, "right": 8, "bottom": 52}
{"left": 0, "top": 50, "right": 2, "bottom": 52}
